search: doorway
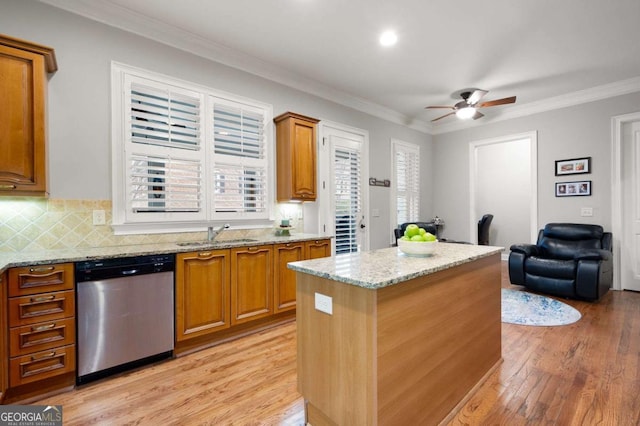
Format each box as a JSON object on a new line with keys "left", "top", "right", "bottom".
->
{"left": 469, "top": 132, "right": 538, "bottom": 257}
{"left": 613, "top": 112, "right": 640, "bottom": 291}
{"left": 317, "top": 121, "right": 369, "bottom": 255}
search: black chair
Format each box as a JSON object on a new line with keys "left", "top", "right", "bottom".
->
{"left": 477, "top": 214, "right": 494, "bottom": 245}
{"left": 508, "top": 223, "right": 613, "bottom": 301}
{"left": 393, "top": 222, "right": 438, "bottom": 246}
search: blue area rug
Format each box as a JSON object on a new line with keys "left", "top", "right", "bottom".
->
{"left": 501, "top": 288, "right": 582, "bottom": 326}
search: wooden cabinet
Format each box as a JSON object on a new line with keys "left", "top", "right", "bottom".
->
{"left": 231, "top": 245, "right": 273, "bottom": 324}
{"left": 306, "top": 238, "right": 332, "bottom": 259}
{"left": 0, "top": 35, "right": 57, "bottom": 196}
{"left": 274, "top": 112, "right": 319, "bottom": 202}
{"left": 274, "top": 242, "right": 305, "bottom": 313}
{"left": 6, "top": 263, "right": 75, "bottom": 388}
{"left": 0, "top": 272, "right": 7, "bottom": 403}
{"left": 176, "top": 250, "right": 231, "bottom": 342}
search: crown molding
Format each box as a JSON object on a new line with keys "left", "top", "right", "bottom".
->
{"left": 431, "top": 76, "right": 640, "bottom": 135}
{"left": 38, "top": 0, "right": 432, "bottom": 134}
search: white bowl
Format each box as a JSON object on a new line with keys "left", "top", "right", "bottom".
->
{"left": 398, "top": 239, "right": 438, "bottom": 256}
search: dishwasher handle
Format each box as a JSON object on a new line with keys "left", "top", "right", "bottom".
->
{"left": 121, "top": 269, "right": 139, "bottom": 276}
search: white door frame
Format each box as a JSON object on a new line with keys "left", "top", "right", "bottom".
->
{"left": 469, "top": 131, "right": 538, "bottom": 250}
{"left": 611, "top": 111, "right": 640, "bottom": 290}
{"left": 317, "top": 120, "right": 370, "bottom": 253}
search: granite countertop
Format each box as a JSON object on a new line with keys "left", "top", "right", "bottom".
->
{"left": 0, "top": 233, "right": 329, "bottom": 271}
{"left": 288, "top": 242, "right": 503, "bottom": 289}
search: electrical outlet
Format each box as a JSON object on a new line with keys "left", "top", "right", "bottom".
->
{"left": 93, "top": 209, "right": 106, "bottom": 225}
{"left": 314, "top": 292, "right": 333, "bottom": 315}
{"left": 580, "top": 207, "right": 593, "bottom": 217}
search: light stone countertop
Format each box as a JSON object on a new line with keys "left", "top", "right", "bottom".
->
{"left": 288, "top": 242, "right": 503, "bottom": 289}
{"left": 0, "top": 233, "right": 329, "bottom": 272}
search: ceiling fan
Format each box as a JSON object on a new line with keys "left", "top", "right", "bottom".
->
{"left": 425, "top": 89, "right": 516, "bottom": 122}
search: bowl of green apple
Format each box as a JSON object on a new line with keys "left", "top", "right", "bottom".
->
{"left": 397, "top": 224, "right": 438, "bottom": 256}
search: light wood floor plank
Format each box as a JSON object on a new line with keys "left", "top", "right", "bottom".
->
{"left": 33, "top": 262, "right": 640, "bottom": 425}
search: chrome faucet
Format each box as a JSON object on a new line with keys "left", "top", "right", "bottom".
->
{"left": 208, "top": 223, "right": 230, "bottom": 242}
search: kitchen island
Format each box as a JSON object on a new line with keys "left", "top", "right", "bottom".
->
{"left": 288, "top": 242, "right": 503, "bottom": 425}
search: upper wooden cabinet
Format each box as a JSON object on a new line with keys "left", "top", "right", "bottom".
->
{"left": 274, "top": 112, "right": 319, "bottom": 202}
{"left": 0, "top": 34, "right": 57, "bottom": 196}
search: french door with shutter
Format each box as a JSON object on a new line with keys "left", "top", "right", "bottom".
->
{"left": 318, "top": 122, "right": 369, "bottom": 255}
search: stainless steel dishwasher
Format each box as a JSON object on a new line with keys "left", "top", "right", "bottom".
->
{"left": 75, "top": 254, "right": 175, "bottom": 384}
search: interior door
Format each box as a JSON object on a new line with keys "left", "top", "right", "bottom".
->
{"left": 318, "top": 123, "right": 369, "bottom": 255}
{"left": 621, "top": 121, "right": 640, "bottom": 291}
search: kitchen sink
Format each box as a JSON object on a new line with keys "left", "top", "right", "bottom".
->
{"left": 176, "top": 238, "right": 258, "bottom": 247}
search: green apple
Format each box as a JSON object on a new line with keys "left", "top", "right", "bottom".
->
{"left": 405, "top": 224, "right": 420, "bottom": 238}
{"left": 400, "top": 236, "right": 409, "bottom": 241}
{"left": 419, "top": 228, "right": 427, "bottom": 235}
{"left": 424, "top": 232, "right": 437, "bottom": 242}
{"left": 410, "top": 234, "right": 424, "bottom": 242}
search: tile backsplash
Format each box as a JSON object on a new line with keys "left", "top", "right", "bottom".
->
{"left": 0, "top": 198, "right": 302, "bottom": 253}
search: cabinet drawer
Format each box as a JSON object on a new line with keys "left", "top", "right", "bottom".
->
{"left": 8, "top": 263, "right": 74, "bottom": 297}
{"left": 9, "top": 318, "right": 75, "bottom": 357}
{"left": 9, "top": 290, "right": 75, "bottom": 326}
{"left": 9, "top": 345, "right": 75, "bottom": 387}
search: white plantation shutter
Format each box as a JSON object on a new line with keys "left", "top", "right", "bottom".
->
{"left": 112, "top": 64, "right": 273, "bottom": 232}
{"left": 124, "top": 75, "right": 204, "bottom": 221}
{"left": 334, "top": 147, "right": 362, "bottom": 254}
{"left": 212, "top": 101, "right": 268, "bottom": 218}
{"left": 393, "top": 141, "right": 420, "bottom": 225}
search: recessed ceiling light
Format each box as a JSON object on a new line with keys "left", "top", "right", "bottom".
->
{"left": 379, "top": 30, "right": 397, "bottom": 47}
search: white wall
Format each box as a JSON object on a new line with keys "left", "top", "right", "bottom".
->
{"left": 433, "top": 93, "right": 640, "bottom": 242}
{"left": 0, "top": 0, "right": 431, "bottom": 250}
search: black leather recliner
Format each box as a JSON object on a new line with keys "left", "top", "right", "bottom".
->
{"left": 508, "top": 223, "right": 613, "bottom": 301}
{"left": 393, "top": 222, "right": 438, "bottom": 246}
{"left": 477, "top": 214, "right": 494, "bottom": 245}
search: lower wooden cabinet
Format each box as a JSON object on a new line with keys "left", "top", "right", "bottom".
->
{"left": 175, "top": 239, "right": 331, "bottom": 349}
{"left": 0, "top": 272, "right": 7, "bottom": 403}
{"left": 231, "top": 245, "right": 273, "bottom": 325}
{"left": 274, "top": 242, "right": 306, "bottom": 313}
{"left": 4, "top": 263, "right": 75, "bottom": 398}
{"left": 175, "top": 250, "right": 230, "bottom": 342}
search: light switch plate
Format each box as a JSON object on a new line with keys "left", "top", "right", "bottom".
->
{"left": 580, "top": 207, "right": 593, "bottom": 217}
{"left": 314, "top": 292, "right": 333, "bottom": 315}
{"left": 372, "top": 208, "right": 380, "bottom": 217}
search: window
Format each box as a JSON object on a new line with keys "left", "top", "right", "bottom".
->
{"left": 112, "top": 63, "right": 273, "bottom": 233}
{"left": 391, "top": 139, "right": 420, "bottom": 232}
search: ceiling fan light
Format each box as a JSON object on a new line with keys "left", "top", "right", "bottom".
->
{"left": 456, "top": 106, "right": 476, "bottom": 120}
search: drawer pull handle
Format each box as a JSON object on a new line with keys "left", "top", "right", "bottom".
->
{"left": 31, "top": 352, "right": 57, "bottom": 361}
{"left": 30, "top": 295, "right": 56, "bottom": 303}
{"left": 31, "top": 323, "right": 56, "bottom": 332}
{"left": 28, "top": 266, "right": 55, "bottom": 273}
{"left": 286, "top": 243, "right": 292, "bottom": 247}
{"left": 248, "top": 246, "right": 258, "bottom": 251}
{"left": 198, "top": 252, "right": 212, "bottom": 257}
{"left": 0, "top": 184, "right": 17, "bottom": 190}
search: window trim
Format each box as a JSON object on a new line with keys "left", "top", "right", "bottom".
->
{"left": 111, "top": 61, "right": 274, "bottom": 235}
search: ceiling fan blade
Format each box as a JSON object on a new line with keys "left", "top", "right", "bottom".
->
{"left": 467, "top": 89, "right": 488, "bottom": 105}
{"left": 425, "top": 105, "right": 455, "bottom": 109}
{"left": 472, "top": 110, "right": 485, "bottom": 120}
{"left": 478, "top": 96, "right": 516, "bottom": 108}
{"left": 431, "top": 111, "right": 456, "bottom": 122}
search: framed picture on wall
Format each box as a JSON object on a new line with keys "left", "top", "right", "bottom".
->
{"left": 555, "top": 157, "right": 591, "bottom": 176}
{"left": 555, "top": 180, "right": 591, "bottom": 197}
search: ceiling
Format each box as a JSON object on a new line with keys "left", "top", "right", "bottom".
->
{"left": 40, "top": 0, "right": 640, "bottom": 133}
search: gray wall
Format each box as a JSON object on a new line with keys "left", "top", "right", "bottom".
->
{"left": 433, "top": 92, "right": 640, "bottom": 242}
{"left": 1, "top": 0, "right": 432, "bottom": 250}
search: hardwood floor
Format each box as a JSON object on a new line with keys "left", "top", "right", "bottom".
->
{"left": 35, "top": 262, "right": 640, "bottom": 425}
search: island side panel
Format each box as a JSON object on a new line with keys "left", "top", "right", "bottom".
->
{"left": 376, "top": 253, "right": 502, "bottom": 424}
{"left": 296, "top": 273, "right": 377, "bottom": 426}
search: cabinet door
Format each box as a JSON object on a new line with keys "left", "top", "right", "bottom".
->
{"left": 291, "top": 118, "right": 317, "bottom": 200}
{"left": 231, "top": 245, "right": 273, "bottom": 324}
{"left": 0, "top": 43, "right": 48, "bottom": 195}
{"left": 306, "top": 239, "right": 332, "bottom": 259}
{"left": 274, "top": 242, "right": 305, "bottom": 313}
{"left": 176, "top": 250, "right": 231, "bottom": 342}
